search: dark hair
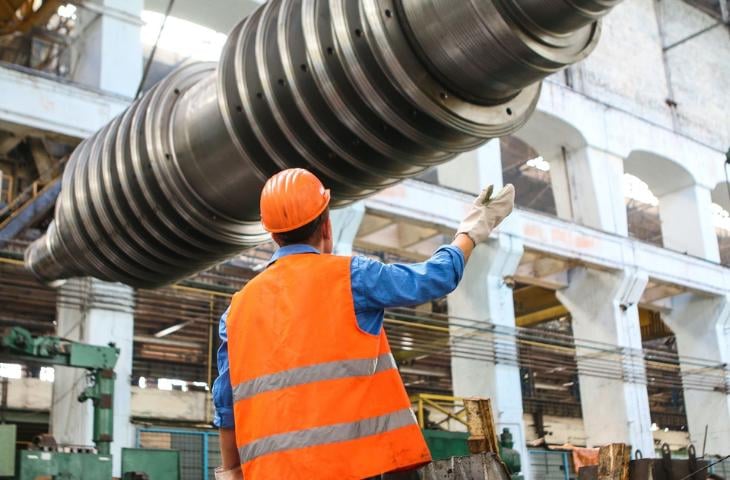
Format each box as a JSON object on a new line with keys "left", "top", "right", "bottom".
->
{"left": 274, "top": 209, "right": 329, "bottom": 245}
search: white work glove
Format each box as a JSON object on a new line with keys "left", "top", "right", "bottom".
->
{"left": 456, "top": 184, "right": 515, "bottom": 245}
{"left": 215, "top": 465, "right": 243, "bottom": 480}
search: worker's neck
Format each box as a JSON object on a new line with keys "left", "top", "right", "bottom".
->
{"left": 279, "top": 239, "right": 325, "bottom": 252}
{"left": 283, "top": 241, "right": 319, "bottom": 250}
{"left": 274, "top": 228, "right": 332, "bottom": 254}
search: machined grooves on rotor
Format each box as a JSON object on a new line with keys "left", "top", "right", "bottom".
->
{"left": 26, "top": 0, "right": 619, "bottom": 288}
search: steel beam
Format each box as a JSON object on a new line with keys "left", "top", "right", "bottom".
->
{"left": 0, "top": 64, "right": 129, "bottom": 141}
{"left": 0, "top": 179, "right": 61, "bottom": 249}
{"left": 366, "top": 180, "right": 730, "bottom": 297}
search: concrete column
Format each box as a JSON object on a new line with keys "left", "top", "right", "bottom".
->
{"left": 448, "top": 232, "right": 532, "bottom": 479}
{"left": 658, "top": 184, "right": 720, "bottom": 262}
{"left": 73, "top": 0, "right": 143, "bottom": 97}
{"left": 330, "top": 201, "right": 365, "bottom": 255}
{"left": 556, "top": 267, "right": 655, "bottom": 454}
{"left": 437, "top": 140, "right": 503, "bottom": 194}
{"left": 53, "top": 278, "right": 135, "bottom": 476}
{"left": 548, "top": 146, "right": 628, "bottom": 235}
{"left": 663, "top": 293, "right": 730, "bottom": 455}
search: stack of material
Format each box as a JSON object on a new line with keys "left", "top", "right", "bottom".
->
{"left": 376, "top": 452, "right": 511, "bottom": 480}
{"left": 578, "top": 443, "right": 713, "bottom": 480}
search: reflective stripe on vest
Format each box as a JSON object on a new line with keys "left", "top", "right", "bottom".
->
{"left": 232, "top": 352, "right": 396, "bottom": 402}
{"left": 238, "top": 408, "right": 417, "bottom": 463}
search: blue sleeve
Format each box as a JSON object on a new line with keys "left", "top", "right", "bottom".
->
{"left": 212, "top": 307, "right": 234, "bottom": 428}
{"left": 351, "top": 245, "right": 465, "bottom": 335}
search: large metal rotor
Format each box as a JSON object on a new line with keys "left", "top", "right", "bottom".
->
{"left": 26, "top": 0, "right": 621, "bottom": 288}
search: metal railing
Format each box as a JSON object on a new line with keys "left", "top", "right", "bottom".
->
{"left": 136, "top": 427, "right": 220, "bottom": 480}
{"left": 710, "top": 456, "right": 730, "bottom": 478}
{"left": 411, "top": 393, "right": 467, "bottom": 430}
{"left": 529, "top": 450, "right": 573, "bottom": 480}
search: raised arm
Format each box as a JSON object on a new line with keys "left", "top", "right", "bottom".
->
{"left": 352, "top": 184, "right": 514, "bottom": 315}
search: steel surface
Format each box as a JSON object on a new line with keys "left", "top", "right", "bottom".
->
{"left": 26, "top": 0, "right": 621, "bottom": 287}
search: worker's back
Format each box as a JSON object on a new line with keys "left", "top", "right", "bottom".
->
{"left": 226, "top": 252, "right": 431, "bottom": 479}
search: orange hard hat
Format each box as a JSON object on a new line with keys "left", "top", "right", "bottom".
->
{"left": 260, "top": 168, "right": 331, "bottom": 233}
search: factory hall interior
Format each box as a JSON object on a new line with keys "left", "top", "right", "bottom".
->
{"left": 0, "top": 0, "right": 729, "bottom": 479}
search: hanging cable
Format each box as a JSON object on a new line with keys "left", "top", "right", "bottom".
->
{"left": 676, "top": 453, "right": 730, "bottom": 480}
{"left": 725, "top": 148, "right": 730, "bottom": 207}
{"left": 662, "top": 21, "right": 724, "bottom": 52}
{"left": 134, "top": 0, "right": 175, "bottom": 99}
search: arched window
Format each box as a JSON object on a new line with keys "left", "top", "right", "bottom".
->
{"left": 624, "top": 151, "right": 696, "bottom": 250}
{"left": 507, "top": 111, "right": 589, "bottom": 218}
{"left": 624, "top": 173, "right": 663, "bottom": 247}
{"left": 501, "top": 135, "right": 557, "bottom": 216}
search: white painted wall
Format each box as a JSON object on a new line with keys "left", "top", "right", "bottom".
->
{"left": 556, "top": 268, "right": 654, "bottom": 454}
{"left": 72, "top": 0, "right": 143, "bottom": 98}
{"left": 522, "top": 414, "right": 689, "bottom": 451}
{"left": 572, "top": 0, "right": 729, "bottom": 151}
{"left": 524, "top": 414, "right": 588, "bottom": 446}
{"left": 4, "top": 377, "right": 53, "bottom": 411}
{"left": 659, "top": 0, "right": 730, "bottom": 150}
{"left": 574, "top": 0, "right": 674, "bottom": 130}
{"left": 130, "top": 387, "right": 212, "bottom": 423}
{"left": 52, "top": 279, "right": 135, "bottom": 477}
{"left": 449, "top": 233, "right": 532, "bottom": 480}
{"left": 7, "top": 378, "right": 695, "bottom": 453}
{"left": 5, "top": 378, "right": 211, "bottom": 424}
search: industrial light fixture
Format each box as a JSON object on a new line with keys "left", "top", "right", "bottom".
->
{"left": 399, "top": 367, "right": 448, "bottom": 378}
{"left": 57, "top": 3, "right": 77, "bottom": 19}
{"left": 0, "top": 363, "right": 22, "bottom": 379}
{"left": 158, "top": 378, "right": 188, "bottom": 392}
{"left": 153, "top": 320, "right": 193, "bottom": 338}
{"left": 525, "top": 156, "right": 550, "bottom": 172}
{"left": 39, "top": 367, "right": 55, "bottom": 383}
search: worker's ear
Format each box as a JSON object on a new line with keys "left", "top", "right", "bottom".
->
{"left": 271, "top": 232, "right": 285, "bottom": 247}
{"left": 319, "top": 212, "right": 334, "bottom": 254}
{"left": 321, "top": 213, "right": 333, "bottom": 241}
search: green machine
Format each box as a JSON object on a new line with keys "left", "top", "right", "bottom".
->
{"left": 498, "top": 428, "right": 523, "bottom": 480}
{"left": 0, "top": 327, "right": 180, "bottom": 480}
{"left": 422, "top": 429, "right": 471, "bottom": 461}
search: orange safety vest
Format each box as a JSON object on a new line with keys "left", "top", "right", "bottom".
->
{"left": 226, "top": 253, "right": 431, "bottom": 479}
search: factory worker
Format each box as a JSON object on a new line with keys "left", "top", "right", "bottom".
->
{"left": 213, "top": 168, "right": 515, "bottom": 480}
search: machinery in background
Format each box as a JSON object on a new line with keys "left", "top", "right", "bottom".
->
{"left": 409, "top": 433, "right": 521, "bottom": 480}
{"left": 0, "top": 328, "right": 519, "bottom": 480}
{"left": 577, "top": 443, "right": 720, "bottom": 480}
{"left": 413, "top": 395, "right": 523, "bottom": 480}
{"left": 0, "top": 327, "right": 180, "bottom": 480}
{"left": 413, "top": 452, "right": 514, "bottom": 480}
{"left": 463, "top": 398, "right": 523, "bottom": 480}
{"left": 498, "top": 428, "right": 523, "bottom": 480}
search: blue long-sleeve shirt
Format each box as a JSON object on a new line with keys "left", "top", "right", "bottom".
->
{"left": 212, "top": 244, "right": 465, "bottom": 428}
